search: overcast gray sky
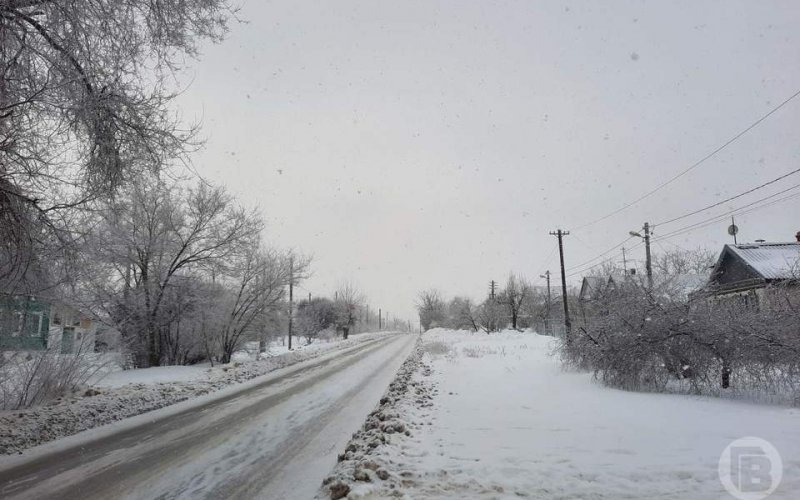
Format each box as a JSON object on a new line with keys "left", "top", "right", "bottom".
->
{"left": 176, "top": 0, "right": 800, "bottom": 324}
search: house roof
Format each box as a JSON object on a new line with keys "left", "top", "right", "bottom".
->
{"left": 726, "top": 242, "right": 800, "bottom": 280}
{"left": 579, "top": 274, "right": 628, "bottom": 300}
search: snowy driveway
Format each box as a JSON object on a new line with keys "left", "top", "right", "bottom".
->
{"left": 0, "top": 334, "right": 416, "bottom": 500}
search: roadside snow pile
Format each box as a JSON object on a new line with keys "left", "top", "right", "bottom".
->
{"left": 319, "top": 338, "right": 437, "bottom": 499}
{"left": 0, "top": 332, "right": 393, "bottom": 455}
{"left": 323, "top": 328, "right": 800, "bottom": 499}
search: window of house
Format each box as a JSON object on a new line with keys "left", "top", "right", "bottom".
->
{"left": 25, "top": 312, "right": 43, "bottom": 337}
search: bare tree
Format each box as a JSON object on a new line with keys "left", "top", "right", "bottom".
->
{"left": 652, "top": 248, "right": 716, "bottom": 276}
{"left": 498, "top": 274, "right": 531, "bottom": 330}
{"left": 447, "top": 296, "right": 479, "bottom": 331}
{"left": 476, "top": 298, "right": 504, "bottom": 333}
{"left": 1, "top": 0, "right": 237, "bottom": 294}
{"left": 216, "top": 247, "right": 301, "bottom": 363}
{"left": 334, "top": 283, "right": 364, "bottom": 339}
{"left": 89, "top": 177, "right": 259, "bottom": 367}
{"left": 416, "top": 289, "right": 445, "bottom": 331}
{"left": 296, "top": 297, "right": 336, "bottom": 343}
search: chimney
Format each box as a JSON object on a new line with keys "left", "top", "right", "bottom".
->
{"left": 796, "top": 231, "right": 800, "bottom": 243}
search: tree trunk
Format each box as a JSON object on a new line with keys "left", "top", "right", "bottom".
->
{"left": 721, "top": 359, "right": 731, "bottom": 389}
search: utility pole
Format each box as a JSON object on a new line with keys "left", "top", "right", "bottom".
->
{"left": 630, "top": 223, "right": 653, "bottom": 290}
{"left": 288, "top": 257, "right": 294, "bottom": 350}
{"left": 489, "top": 280, "right": 497, "bottom": 300}
{"left": 644, "top": 222, "right": 653, "bottom": 290}
{"left": 378, "top": 308, "right": 382, "bottom": 330}
{"left": 539, "top": 270, "right": 551, "bottom": 336}
{"left": 366, "top": 304, "right": 370, "bottom": 328}
{"left": 308, "top": 292, "right": 312, "bottom": 302}
{"left": 621, "top": 247, "right": 627, "bottom": 274}
{"left": 549, "top": 230, "right": 571, "bottom": 340}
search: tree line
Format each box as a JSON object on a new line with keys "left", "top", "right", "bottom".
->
{"left": 416, "top": 274, "right": 551, "bottom": 334}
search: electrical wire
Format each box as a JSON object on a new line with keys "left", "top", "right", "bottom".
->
{"left": 655, "top": 188, "right": 800, "bottom": 242}
{"left": 565, "top": 236, "right": 635, "bottom": 273}
{"left": 572, "top": 87, "right": 800, "bottom": 231}
{"left": 654, "top": 167, "right": 800, "bottom": 226}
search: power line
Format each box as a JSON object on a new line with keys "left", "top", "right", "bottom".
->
{"left": 655, "top": 188, "right": 800, "bottom": 241}
{"left": 573, "top": 87, "right": 800, "bottom": 231}
{"left": 566, "top": 241, "right": 645, "bottom": 278}
{"left": 565, "top": 236, "right": 635, "bottom": 273}
{"left": 654, "top": 166, "right": 800, "bottom": 226}
{"left": 569, "top": 187, "right": 800, "bottom": 279}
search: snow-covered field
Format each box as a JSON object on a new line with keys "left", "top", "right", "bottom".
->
{"left": 0, "top": 331, "right": 395, "bottom": 455}
{"left": 325, "top": 329, "right": 800, "bottom": 499}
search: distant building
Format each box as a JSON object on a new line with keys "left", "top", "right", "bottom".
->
{"left": 578, "top": 275, "right": 616, "bottom": 303}
{"left": 0, "top": 294, "right": 98, "bottom": 353}
{"left": 701, "top": 237, "right": 800, "bottom": 309}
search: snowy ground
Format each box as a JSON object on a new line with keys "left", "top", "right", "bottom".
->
{"left": 322, "top": 329, "right": 800, "bottom": 499}
{"left": 91, "top": 335, "right": 338, "bottom": 388}
{"left": 0, "top": 331, "right": 395, "bottom": 455}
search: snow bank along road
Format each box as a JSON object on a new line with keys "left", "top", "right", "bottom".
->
{"left": 0, "top": 334, "right": 417, "bottom": 500}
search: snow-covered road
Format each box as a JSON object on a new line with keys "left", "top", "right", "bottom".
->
{"left": 0, "top": 334, "right": 416, "bottom": 500}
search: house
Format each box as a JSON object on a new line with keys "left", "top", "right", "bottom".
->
{"left": 701, "top": 237, "right": 800, "bottom": 309}
{"left": 578, "top": 274, "right": 629, "bottom": 326}
{"left": 578, "top": 276, "right": 615, "bottom": 303}
{"left": 0, "top": 294, "right": 98, "bottom": 353}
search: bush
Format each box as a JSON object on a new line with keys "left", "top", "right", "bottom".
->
{"left": 562, "top": 278, "right": 800, "bottom": 402}
{"left": 0, "top": 339, "right": 111, "bottom": 410}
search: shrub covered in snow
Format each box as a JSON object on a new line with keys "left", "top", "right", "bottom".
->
{"left": 562, "top": 278, "right": 800, "bottom": 403}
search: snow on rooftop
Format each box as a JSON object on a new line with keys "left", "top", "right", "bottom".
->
{"left": 728, "top": 242, "right": 800, "bottom": 280}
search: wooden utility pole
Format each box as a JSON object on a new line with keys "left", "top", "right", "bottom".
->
{"left": 539, "top": 270, "right": 551, "bottom": 335}
{"left": 644, "top": 222, "right": 653, "bottom": 290}
{"left": 549, "top": 230, "right": 571, "bottom": 340}
{"left": 630, "top": 223, "right": 653, "bottom": 289}
{"left": 621, "top": 247, "right": 627, "bottom": 273}
{"left": 378, "top": 308, "right": 382, "bottom": 330}
{"left": 288, "top": 257, "right": 294, "bottom": 350}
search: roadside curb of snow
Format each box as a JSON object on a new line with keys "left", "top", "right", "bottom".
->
{"left": 0, "top": 332, "right": 395, "bottom": 456}
{"left": 319, "top": 337, "right": 436, "bottom": 500}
